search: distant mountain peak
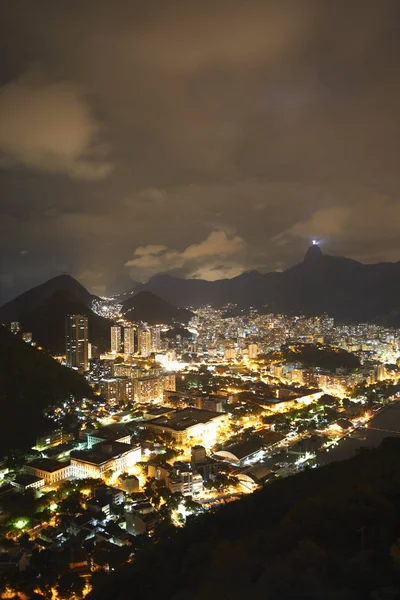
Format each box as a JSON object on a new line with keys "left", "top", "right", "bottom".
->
{"left": 304, "top": 242, "right": 324, "bottom": 264}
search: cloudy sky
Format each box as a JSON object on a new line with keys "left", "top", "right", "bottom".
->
{"left": 1, "top": 0, "right": 399, "bottom": 302}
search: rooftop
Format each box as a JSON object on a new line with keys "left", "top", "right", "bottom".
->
{"left": 71, "top": 442, "right": 139, "bottom": 465}
{"left": 13, "top": 474, "right": 44, "bottom": 486}
{"left": 88, "top": 423, "right": 135, "bottom": 440}
{"left": 146, "top": 407, "right": 223, "bottom": 431}
{"left": 215, "top": 440, "right": 264, "bottom": 461}
{"left": 27, "top": 458, "right": 69, "bottom": 473}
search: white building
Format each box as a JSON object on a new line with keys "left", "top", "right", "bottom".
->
{"left": 70, "top": 443, "right": 141, "bottom": 479}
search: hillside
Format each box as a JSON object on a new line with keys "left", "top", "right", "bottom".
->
{"left": 0, "top": 326, "right": 92, "bottom": 454}
{"left": 90, "top": 437, "right": 400, "bottom": 600}
{"left": 127, "top": 246, "right": 400, "bottom": 324}
{"left": 122, "top": 291, "right": 193, "bottom": 324}
{"left": 0, "top": 277, "right": 111, "bottom": 353}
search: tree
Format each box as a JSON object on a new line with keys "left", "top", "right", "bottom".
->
{"left": 166, "top": 492, "right": 185, "bottom": 510}
{"left": 59, "top": 491, "right": 83, "bottom": 515}
{"left": 56, "top": 572, "right": 85, "bottom": 600}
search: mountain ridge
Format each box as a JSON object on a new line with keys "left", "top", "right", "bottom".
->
{"left": 3, "top": 246, "right": 400, "bottom": 329}
{"left": 124, "top": 246, "right": 400, "bottom": 325}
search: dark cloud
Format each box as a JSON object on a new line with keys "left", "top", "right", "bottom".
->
{"left": 0, "top": 0, "right": 400, "bottom": 302}
{"left": 0, "top": 71, "right": 112, "bottom": 180}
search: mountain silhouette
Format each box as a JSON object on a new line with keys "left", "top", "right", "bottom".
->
{"left": 122, "top": 291, "right": 193, "bottom": 324}
{"left": 127, "top": 246, "right": 400, "bottom": 325}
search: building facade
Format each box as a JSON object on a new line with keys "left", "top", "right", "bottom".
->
{"left": 111, "top": 326, "right": 122, "bottom": 353}
{"left": 124, "top": 327, "right": 135, "bottom": 356}
{"left": 66, "top": 315, "right": 89, "bottom": 372}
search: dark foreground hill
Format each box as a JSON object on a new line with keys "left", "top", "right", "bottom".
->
{"left": 128, "top": 245, "right": 400, "bottom": 325}
{"left": 0, "top": 276, "right": 111, "bottom": 353}
{"left": 122, "top": 291, "right": 193, "bottom": 324}
{"left": 90, "top": 437, "right": 400, "bottom": 600}
{"left": 0, "top": 326, "right": 92, "bottom": 453}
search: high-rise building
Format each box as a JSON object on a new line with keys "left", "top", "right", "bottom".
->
{"left": 191, "top": 445, "right": 207, "bottom": 465}
{"left": 134, "top": 373, "right": 176, "bottom": 403}
{"left": 224, "top": 347, "right": 236, "bottom": 361}
{"left": 66, "top": 315, "right": 89, "bottom": 372}
{"left": 138, "top": 328, "right": 151, "bottom": 358}
{"left": 134, "top": 376, "right": 163, "bottom": 403}
{"left": 247, "top": 343, "right": 259, "bottom": 360}
{"left": 150, "top": 326, "right": 162, "bottom": 352}
{"left": 163, "top": 373, "right": 176, "bottom": 392}
{"left": 374, "top": 364, "right": 386, "bottom": 382}
{"left": 124, "top": 327, "right": 135, "bottom": 356}
{"left": 111, "top": 326, "right": 121, "bottom": 353}
{"left": 99, "top": 377, "right": 133, "bottom": 404}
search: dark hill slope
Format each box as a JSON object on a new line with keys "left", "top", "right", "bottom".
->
{"left": 133, "top": 270, "right": 270, "bottom": 309}
{"left": 90, "top": 437, "right": 400, "bottom": 600}
{"left": 265, "top": 245, "right": 400, "bottom": 323}
{"left": 0, "top": 326, "right": 92, "bottom": 453}
{"left": 122, "top": 291, "right": 193, "bottom": 324}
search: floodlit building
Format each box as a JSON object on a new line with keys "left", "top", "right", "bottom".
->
{"left": 134, "top": 374, "right": 176, "bottom": 403}
{"left": 25, "top": 458, "right": 71, "bottom": 484}
{"left": 374, "top": 364, "right": 386, "bottom": 382}
{"left": 124, "top": 327, "right": 135, "bottom": 356}
{"left": 167, "top": 462, "right": 203, "bottom": 496}
{"left": 213, "top": 441, "right": 265, "bottom": 466}
{"left": 247, "top": 343, "right": 259, "bottom": 360}
{"left": 36, "top": 430, "right": 73, "bottom": 450}
{"left": 86, "top": 423, "right": 133, "bottom": 449}
{"left": 138, "top": 328, "right": 152, "bottom": 357}
{"left": 99, "top": 377, "right": 133, "bottom": 404}
{"left": 143, "top": 407, "right": 228, "bottom": 445}
{"left": 12, "top": 474, "right": 45, "bottom": 492}
{"left": 111, "top": 326, "right": 121, "bottom": 353}
{"left": 134, "top": 376, "right": 163, "bottom": 403}
{"left": 150, "top": 326, "right": 162, "bottom": 352}
{"left": 66, "top": 315, "right": 89, "bottom": 372}
{"left": 70, "top": 442, "right": 141, "bottom": 479}
{"left": 224, "top": 347, "right": 236, "bottom": 361}
{"left": 191, "top": 445, "right": 207, "bottom": 464}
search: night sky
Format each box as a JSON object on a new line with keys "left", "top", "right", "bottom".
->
{"left": 1, "top": 0, "right": 400, "bottom": 303}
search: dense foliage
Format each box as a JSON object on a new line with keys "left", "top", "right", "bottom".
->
{"left": 281, "top": 343, "right": 361, "bottom": 372}
{"left": 0, "top": 326, "right": 92, "bottom": 453}
{"left": 90, "top": 438, "right": 400, "bottom": 600}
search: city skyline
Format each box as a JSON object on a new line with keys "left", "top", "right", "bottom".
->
{"left": 1, "top": 0, "right": 400, "bottom": 304}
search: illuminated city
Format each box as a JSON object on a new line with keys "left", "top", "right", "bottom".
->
{"left": 2, "top": 291, "right": 400, "bottom": 597}
{"left": 1, "top": 0, "right": 400, "bottom": 597}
